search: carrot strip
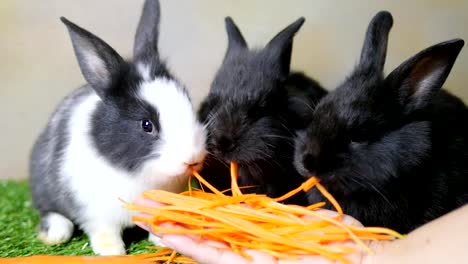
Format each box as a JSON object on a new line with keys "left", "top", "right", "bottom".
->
{"left": 306, "top": 202, "right": 327, "bottom": 210}
{"left": 273, "top": 176, "right": 318, "bottom": 202}
{"left": 167, "top": 250, "right": 177, "bottom": 262}
{"left": 230, "top": 161, "right": 242, "bottom": 196}
{"left": 188, "top": 174, "right": 193, "bottom": 196}
{"left": 221, "top": 185, "right": 258, "bottom": 194}
{"left": 316, "top": 181, "right": 344, "bottom": 217}
{"left": 123, "top": 162, "right": 403, "bottom": 264}
{"left": 231, "top": 243, "right": 253, "bottom": 261}
{"left": 191, "top": 169, "right": 225, "bottom": 196}
{"left": 264, "top": 201, "right": 371, "bottom": 253}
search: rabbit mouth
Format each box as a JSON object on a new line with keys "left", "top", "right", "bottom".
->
{"left": 316, "top": 173, "right": 339, "bottom": 183}
{"left": 186, "top": 162, "right": 204, "bottom": 174}
{"left": 314, "top": 171, "right": 364, "bottom": 197}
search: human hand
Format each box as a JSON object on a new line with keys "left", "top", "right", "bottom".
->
{"left": 134, "top": 197, "right": 370, "bottom": 264}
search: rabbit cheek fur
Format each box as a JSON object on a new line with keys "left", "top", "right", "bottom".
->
{"left": 295, "top": 11, "right": 468, "bottom": 233}
{"left": 29, "top": 0, "right": 206, "bottom": 256}
{"left": 198, "top": 17, "right": 319, "bottom": 205}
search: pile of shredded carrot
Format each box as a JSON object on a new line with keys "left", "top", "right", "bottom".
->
{"left": 124, "top": 162, "right": 403, "bottom": 264}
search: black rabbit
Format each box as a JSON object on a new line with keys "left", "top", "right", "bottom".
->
{"left": 198, "top": 17, "right": 326, "bottom": 205}
{"left": 294, "top": 11, "right": 468, "bottom": 233}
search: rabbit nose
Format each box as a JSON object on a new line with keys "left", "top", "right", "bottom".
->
{"left": 218, "top": 136, "right": 236, "bottom": 153}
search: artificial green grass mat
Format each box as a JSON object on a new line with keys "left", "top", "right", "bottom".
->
{"left": 0, "top": 181, "right": 154, "bottom": 257}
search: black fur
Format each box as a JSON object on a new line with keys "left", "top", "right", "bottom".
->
{"left": 294, "top": 11, "right": 468, "bottom": 233}
{"left": 198, "top": 17, "right": 326, "bottom": 205}
{"left": 285, "top": 72, "right": 327, "bottom": 129}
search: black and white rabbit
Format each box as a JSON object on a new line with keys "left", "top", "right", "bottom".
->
{"left": 29, "top": 0, "right": 206, "bottom": 255}
{"left": 294, "top": 11, "right": 468, "bottom": 233}
{"left": 198, "top": 17, "right": 326, "bottom": 205}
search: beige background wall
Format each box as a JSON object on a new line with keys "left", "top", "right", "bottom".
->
{"left": 1, "top": 0, "right": 467, "bottom": 180}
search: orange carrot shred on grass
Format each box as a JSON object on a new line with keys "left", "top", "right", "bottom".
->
{"left": 122, "top": 162, "right": 404, "bottom": 264}
{"left": 0, "top": 249, "right": 197, "bottom": 264}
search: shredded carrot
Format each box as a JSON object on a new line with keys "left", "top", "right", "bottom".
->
{"left": 230, "top": 161, "right": 242, "bottom": 196}
{"left": 166, "top": 250, "right": 177, "bottom": 262}
{"left": 187, "top": 172, "right": 193, "bottom": 196}
{"left": 316, "top": 181, "right": 344, "bottom": 218}
{"left": 192, "top": 170, "right": 225, "bottom": 196}
{"left": 4, "top": 162, "right": 402, "bottom": 264}
{"left": 272, "top": 176, "right": 318, "bottom": 202}
{"left": 0, "top": 249, "right": 197, "bottom": 264}
{"left": 123, "top": 162, "right": 404, "bottom": 264}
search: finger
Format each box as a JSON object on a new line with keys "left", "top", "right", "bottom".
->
{"left": 135, "top": 216, "right": 180, "bottom": 235}
{"left": 133, "top": 211, "right": 157, "bottom": 232}
{"left": 302, "top": 209, "right": 364, "bottom": 227}
{"left": 243, "top": 249, "right": 277, "bottom": 264}
{"left": 135, "top": 221, "right": 150, "bottom": 232}
{"left": 145, "top": 221, "right": 229, "bottom": 249}
{"left": 134, "top": 196, "right": 166, "bottom": 208}
{"left": 132, "top": 197, "right": 169, "bottom": 233}
{"left": 279, "top": 255, "right": 333, "bottom": 264}
{"left": 194, "top": 236, "right": 229, "bottom": 249}
{"left": 325, "top": 240, "right": 367, "bottom": 264}
{"left": 161, "top": 234, "right": 251, "bottom": 264}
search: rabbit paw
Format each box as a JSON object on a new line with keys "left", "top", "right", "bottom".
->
{"left": 38, "top": 212, "right": 74, "bottom": 245}
{"left": 89, "top": 230, "right": 126, "bottom": 256}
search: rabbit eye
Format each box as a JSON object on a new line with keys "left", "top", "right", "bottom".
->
{"left": 141, "top": 119, "right": 153, "bottom": 134}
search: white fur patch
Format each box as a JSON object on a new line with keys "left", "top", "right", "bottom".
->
{"left": 137, "top": 63, "right": 151, "bottom": 81}
{"left": 38, "top": 212, "right": 74, "bottom": 245}
{"left": 60, "top": 75, "right": 206, "bottom": 255}
{"left": 138, "top": 78, "right": 207, "bottom": 177}
{"left": 62, "top": 92, "right": 186, "bottom": 233}
{"left": 89, "top": 229, "right": 126, "bottom": 256}
{"left": 42, "top": 89, "right": 87, "bottom": 171}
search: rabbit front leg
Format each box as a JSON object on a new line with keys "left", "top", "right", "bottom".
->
{"left": 87, "top": 225, "right": 126, "bottom": 256}
{"left": 37, "top": 212, "right": 74, "bottom": 245}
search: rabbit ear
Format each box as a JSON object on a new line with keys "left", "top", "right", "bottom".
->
{"left": 386, "top": 39, "right": 464, "bottom": 113}
{"left": 359, "top": 11, "right": 393, "bottom": 73}
{"left": 134, "top": 0, "right": 161, "bottom": 65}
{"left": 61, "top": 17, "right": 124, "bottom": 99}
{"left": 224, "top": 17, "right": 248, "bottom": 58}
{"left": 264, "top": 17, "right": 305, "bottom": 76}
